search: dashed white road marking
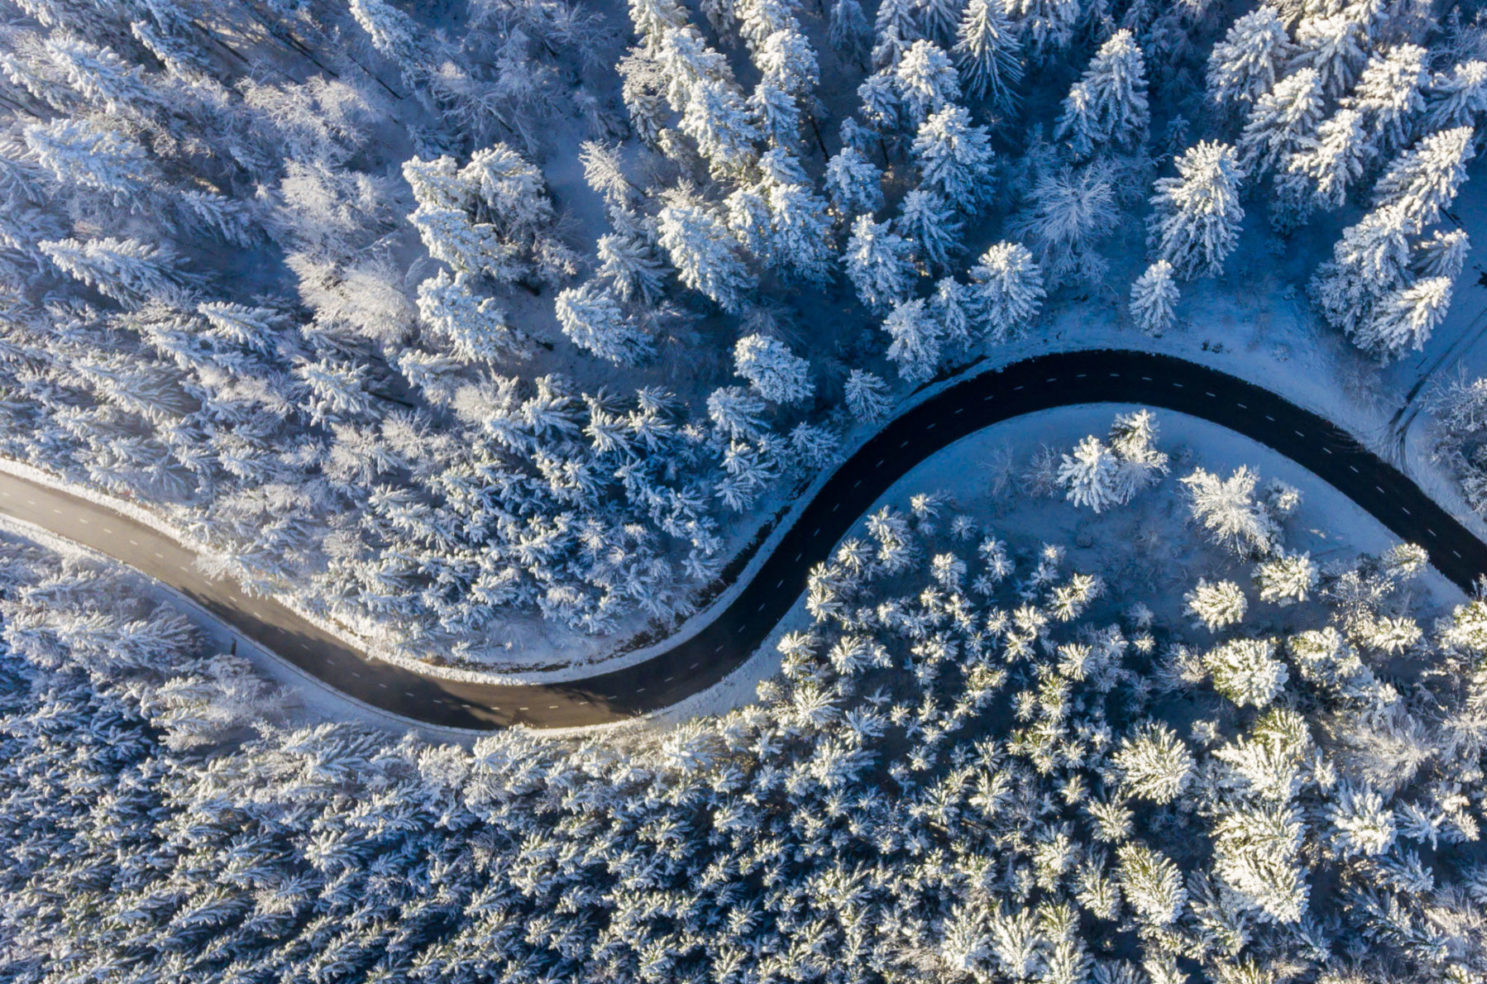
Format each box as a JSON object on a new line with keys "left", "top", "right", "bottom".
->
{"left": 1376, "top": 486, "right": 1386, "bottom": 495}
{"left": 153, "top": 551, "right": 164, "bottom": 559}
{"left": 1294, "top": 430, "right": 1305, "bottom": 439}
{"left": 983, "top": 394, "right": 995, "bottom": 401}
{"left": 899, "top": 440, "right": 909, "bottom": 448}
{"left": 1401, "top": 507, "right": 1411, "bottom": 516}
{"left": 128, "top": 538, "right": 139, "bottom": 546}
{"left": 875, "top": 459, "right": 885, "bottom": 468}
{"left": 1108, "top": 372, "right": 1120, "bottom": 377}
{"left": 925, "top": 422, "right": 935, "bottom": 430}
{"left": 1321, "top": 448, "right": 1332, "bottom": 455}
{"left": 852, "top": 479, "right": 862, "bottom": 488}
{"left": 832, "top": 502, "right": 840, "bottom": 512}
{"left": 775, "top": 579, "right": 785, "bottom": 589}
{"left": 954, "top": 407, "right": 965, "bottom": 415}
{"left": 1349, "top": 465, "right": 1360, "bottom": 474}
{"left": 77, "top": 516, "right": 88, "bottom": 525}
{"left": 1205, "top": 391, "right": 1216, "bottom": 398}
{"left": 1427, "top": 529, "right": 1437, "bottom": 537}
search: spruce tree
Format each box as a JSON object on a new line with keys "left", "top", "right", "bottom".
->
{"left": 1148, "top": 141, "right": 1246, "bottom": 280}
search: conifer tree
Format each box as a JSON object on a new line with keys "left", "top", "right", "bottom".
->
{"left": 1185, "top": 578, "right": 1249, "bottom": 632}
{"left": 897, "top": 189, "right": 964, "bottom": 272}
{"left": 954, "top": 0, "right": 1023, "bottom": 112}
{"left": 657, "top": 201, "right": 753, "bottom": 312}
{"left": 1278, "top": 107, "right": 1370, "bottom": 212}
{"left": 1352, "top": 275, "right": 1454, "bottom": 361}
{"left": 1345, "top": 44, "right": 1428, "bottom": 156}
{"left": 1205, "top": 637, "right": 1288, "bottom": 707}
{"left": 968, "top": 242, "right": 1045, "bottom": 340}
{"left": 1054, "top": 30, "right": 1149, "bottom": 157}
{"left": 1113, "top": 723, "right": 1194, "bottom": 804}
{"left": 1371, "top": 126, "right": 1476, "bottom": 234}
{"left": 911, "top": 104, "right": 995, "bottom": 212}
{"left": 554, "top": 281, "right": 654, "bottom": 366}
{"left": 1130, "top": 260, "right": 1179, "bottom": 334}
{"left": 1207, "top": 7, "right": 1296, "bottom": 109}
{"left": 895, "top": 39, "right": 963, "bottom": 123}
{"left": 825, "top": 146, "right": 885, "bottom": 218}
{"left": 1424, "top": 59, "right": 1487, "bottom": 131}
{"left": 1148, "top": 141, "right": 1246, "bottom": 280}
{"left": 883, "top": 297, "right": 943, "bottom": 384}
{"left": 1237, "top": 69, "right": 1326, "bottom": 177}
{"left": 844, "top": 215, "right": 917, "bottom": 312}
{"left": 845, "top": 368, "right": 892, "bottom": 421}
{"left": 734, "top": 334, "right": 814, "bottom": 405}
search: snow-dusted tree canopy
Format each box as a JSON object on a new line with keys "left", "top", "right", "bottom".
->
{"left": 3, "top": 0, "right": 1487, "bottom": 971}
{"left": 0, "top": 0, "right": 1482, "bottom": 669}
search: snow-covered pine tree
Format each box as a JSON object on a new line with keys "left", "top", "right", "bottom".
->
{"left": 910, "top": 104, "right": 995, "bottom": 212}
{"left": 825, "top": 146, "right": 885, "bottom": 218}
{"left": 1148, "top": 141, "right": 1245, "bottom": 280}
{"left": 1180, "top": 465, "right": 1279, "bottom": 557}
{"left": 1012, "top": 163, "right": 1118, "bottom": 286}
{"left": 883, "top": 297, "right": 943, "bottom": 384}
{"left": 1116, "top": 841, "right": 1187, "bottom": 927}
{"left": 1113, "top": 723, "right": 1194, "bottom": 804}
{"left": 954, "top": 0, "right": 1023, "bottom": 113}
{"left": 1351, "top": 275, "right": 1454, "bottom": 361}
{"left": 1344, "top": 44, "right": 1428, "bottom": 157}
{"left": 917, "top": 0, "right": 966, "bottom": 46}
{"left": 1008, "top": 0, "right": 1079, "bottom": 60}
{"left": 1412, "top": 228, "right": 1470, "bottom": 281}
{"left": 1185, "top": 578, "right": 1248, "bottom": 631}
{"left": 554, "top": 281, "right": 654, "bottom": 366}
{"left": 419, "top": 269, "right": 533, "bottom": 363}
{"left": 734, "top": 334, "right": 814, "bottom": 405}
{"left": 844, "top": 215, "right": 917, "bottom": 312}
{"left": 657, "top": 200, "right": 754, "bottom": 312}
{"left": 39, "top": 236, "right": 179, "bottom": 306}
{"left": 845, "top": 368, "right": 892, "bottom": 420}
{"left": 1054, "top": 30, "right": 1149, "bottom": 158}
{"left": 1371, "top": 126, "right": 1476, "bottom": 234}
{"left": 830, "top": 0, "right": 872, "bottom": 65}
{"left": 707, "top": 385, "right": 769, "bottom": 439}
{"left": 1109, "top": 408, "right": 1168, "bottom": 498}
{"left": 1057, "top": 435, "right": 1121, "bottom": 512}
{"left": 1207, "top": 7, "right": 1296, "bottom": 109}
{"left": 896, "top": 189, "right": 964, "bottom": 272}
{"left": 1309, "top": 204, "right": 1411, "bottom": 336}
{"left": 1423, "top": 59, "right": 1487, "bottom": 131}
{"left": 968, "top": 242, "right": 1045, "bottom": 340}
{"left": 1254, "top": 552, "right": 1318, "bottom": 605}
{"left": 1204, "top": 637, "right": 1288, "bottom": 707}
{"left": 895, "top": 39, "right": 962, "bottom": 123}
{"left": 1289, "top": 8, "right": 1368, "bottom": 101}
{"left": 1237, "top": 69, "right": 1325, "bottom": 178}
{"left": 1129, "top": 260, "right": 1179, "bottom": 334}
{"left": 1277, "top": 107, "right": 1370, "bottom": 213}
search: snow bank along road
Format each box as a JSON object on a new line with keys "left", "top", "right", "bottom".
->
{"left": 2, "top": 350, "right": 1483, "bottom": 730}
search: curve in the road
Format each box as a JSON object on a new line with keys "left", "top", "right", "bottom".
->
{"left": 1, "top": 350, "right": 1483, "bottom": 730}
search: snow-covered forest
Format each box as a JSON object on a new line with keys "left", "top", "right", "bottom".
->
{"left": 5, "top": 417, "right": 1487, "bottom": 980}
{"left": 0, "top": 0, "right": 1484, "bottom": 670}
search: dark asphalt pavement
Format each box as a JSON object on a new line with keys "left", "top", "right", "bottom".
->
{"left": 1, "top": 350, "right": 1482, "bottom": 729}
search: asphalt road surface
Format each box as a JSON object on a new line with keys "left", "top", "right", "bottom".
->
{"left": 2, "top": 349, "right": 1484, "bottom": 730}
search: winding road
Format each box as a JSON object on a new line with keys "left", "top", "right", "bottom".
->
{"left": 2, "top": 350, "right": 1484, "bottom": 730}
